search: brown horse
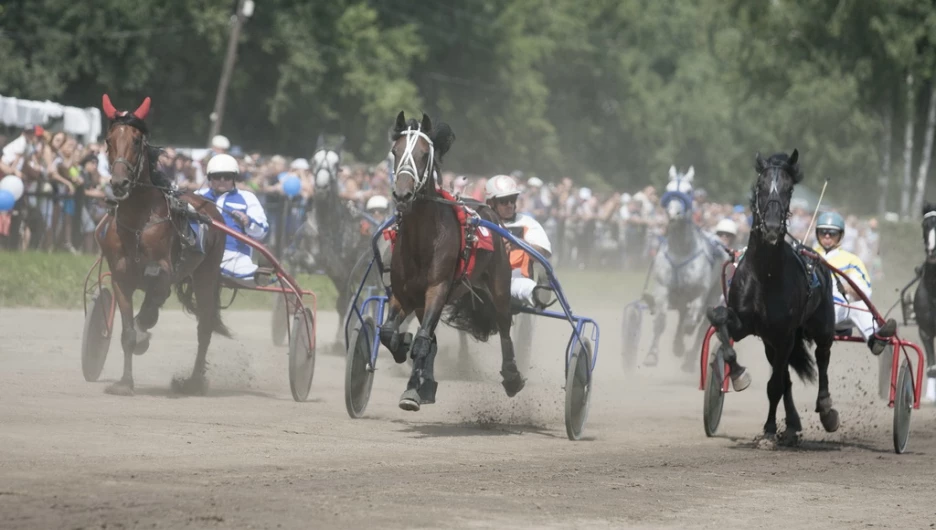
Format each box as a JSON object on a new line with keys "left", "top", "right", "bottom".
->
{"left": 378, "top": 111, "right": 524, "bottom": 411}
{"left": 96, "top": 94, "right": 229, "bottom": 396}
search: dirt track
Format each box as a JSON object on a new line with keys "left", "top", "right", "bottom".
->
{"left": 2, "top": 296, "right": 935, "bottom": 529}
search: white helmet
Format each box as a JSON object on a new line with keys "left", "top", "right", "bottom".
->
{"left": 366, "top": 195, "right": 390, "bottom": 211}
{"left": 290, "top": 158, "right": 310, "bottom": 170}
{"left": 211, "top": 134, "right": 230, "bottom": 150}
{"left": 714, "top": 218, "right": 738, "bottom": 236}
{"left": 486, "top": 174, "right": 520, "bottom": 200}
{"left": 206, "top": 153, "right": 239, "bottom": 175}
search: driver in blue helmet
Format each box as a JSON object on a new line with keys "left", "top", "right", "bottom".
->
{"left": 812, "top": 211, "right": 896, "bottom": 355}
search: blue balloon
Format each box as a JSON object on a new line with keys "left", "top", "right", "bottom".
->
{"left": 282, "top": 175, "right": 301, "bottom": 198}
{"left": 0, "top": 189, "right": 14, "bottom": 212}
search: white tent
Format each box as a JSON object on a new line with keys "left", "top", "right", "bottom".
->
{"left": 0, "top": 94, "right": 102, "bottom": 144}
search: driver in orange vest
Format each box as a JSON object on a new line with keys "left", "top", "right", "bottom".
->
{"left": 485, "top": 174, "right": 553, "bottom": 309}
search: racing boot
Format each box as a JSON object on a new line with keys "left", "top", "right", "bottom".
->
{"left": 868, "top": 318, "right": 897, "bottom": 356}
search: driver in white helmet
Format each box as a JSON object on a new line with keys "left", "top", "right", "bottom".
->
{"left": 712, "top": 218, "right": 739, "bottom": 251}
{"left": 486, "top": 174, "right": 553, "bottom": 309}
{"left": 195, "top": 154, "right": 269, "bottom": 281}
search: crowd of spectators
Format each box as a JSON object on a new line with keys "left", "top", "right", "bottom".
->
{"left": 0, "top": 128, "right": 882, "bottom": 279}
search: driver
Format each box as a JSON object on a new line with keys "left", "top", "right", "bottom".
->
{"left": 812, "top": 211, "right": 896, "bottom": 355}
{"left": 713, "top": 218, "right": 739, "bottom": 251}
{"left": 195, "top": 154, "right": 269, "bottom": 280}
{"left": 485, "top": 174, "right": 552, "bottom": 309}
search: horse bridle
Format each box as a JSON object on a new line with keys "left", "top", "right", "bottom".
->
{"left": 312, "top": 149, "right": 340, "bottom": 190}
{"left": 392, "top": 127, "right": 435, "bottom": 202}
{"left": 108, "top": 125, "right": 147, "bottom": 193}
{"left": 752, "top": 164, "right": 789, "bottom": 235}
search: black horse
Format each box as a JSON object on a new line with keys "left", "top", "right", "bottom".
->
{"left": 915, "top": 202, "right": 936, "bottom": 378}
{"left": 707, "top": 150, "right": 839, "bottom": 445}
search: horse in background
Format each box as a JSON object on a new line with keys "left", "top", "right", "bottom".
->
{"left": 378, "top": 111, "right": 523, "bottom": 411}
{"left": 914, "top": 202, "right": 936, "bottom": 379}
{"left": 643, "top": 166, "right": 728, "bottom": 371}
{"left": 96, "top": 94, "right": 229, "bottom": 396}
{"left": 707, "top": 149, "right": 838, "bottom": 446}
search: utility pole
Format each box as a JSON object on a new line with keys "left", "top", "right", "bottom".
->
{"left": 208, "top": 0, "right": 254, "bottom": 144}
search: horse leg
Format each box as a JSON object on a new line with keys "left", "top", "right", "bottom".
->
{"left": 133, "top": 260, "right": 172, "bottom": 355}
{"left": 399, "top": 283, "right": 450, "bottom": 411}
{"left": 706, "top": 305, "right": 752, "bottom": 391}
{"left": 673, "top": 307, "right": 687, "bottom": 358}
{"left": 104, "top": 276, "right": 138, "bottom": 396}
{"left": 644, "top": 286, "right": 668, "bottom": 367}
{"left": 779, "top": 367, "right": 803, "bottom": 445}
{"left": 683, "top": 287, "right": 720, "bottom": 373}
{"left": 379, "top": 295, "right": 412, "bottom": 364}
{"left": 759, "top": 346, "right": 789, "bottom": 448}
{"left": 921, "top": 325, "right": 936, "bottom": 378}
{"left": 813, "top": 338, "right": 839, "bottom": 432}
{"left": 172, "top": 265, "right": 221, "bottom": 395}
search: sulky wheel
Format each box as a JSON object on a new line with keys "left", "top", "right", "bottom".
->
{"left": 288, "top": 307, "right": 316, "bottom": 402}
{"left": 893, "top": 360, "right": 914, "bottom": 454}
{"left": 82, "top": 287, "right": 113, "bottom": 382}
{"left": 703, "top": 341, "right": 727, "bottom": 437}
{"left": 565, "top": 338, "right": 593, "bottom": 441}
{"left": 621, "top": 304, "right": 642, "bottom": 371}
{"left": 271, "top": 293, "right": 294, "bottom": 347}
{"left": 345, "top": 316, "right": 377, "bottom": 418}
{"left": 514, "top": 311, "right": 534, "bottom": 371}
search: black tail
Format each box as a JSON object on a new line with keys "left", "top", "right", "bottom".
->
{"left": 442, "top": 289, "right": 499, "bottom": 342}
{"left": 789, "top": 327, "right": 816, "bottom": 383}
{"left": 176, "top": 276, "right": 232, "bottom": 338}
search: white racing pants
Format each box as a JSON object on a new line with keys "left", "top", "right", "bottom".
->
{"left": 510, "top": 269, "right": 537, "bottom": 307}
{"left": 835, "top": 299, "right": 876, "bottom": 340}
{"left": 221, "top": 250, "right": 258, "bottom": 279}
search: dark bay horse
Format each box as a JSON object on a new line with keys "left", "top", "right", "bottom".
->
{"left": 378, "top": 111, "right": 523, "bottom": 411}
{"left": 707, "top": 150, "right": 837, "bottom": 445}
{"left": 96, "top": 94, "right": 229, "bottom": 396}
{"left": 915, "top": 202, "right": 936, "bottom": 378}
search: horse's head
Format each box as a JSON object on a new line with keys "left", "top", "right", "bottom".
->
{"left": 312, "top": 134, "right": 343, "bottom": 191}
{"left": 102, "top": 94, "right": 151, "bottom": 200}
{"left": 661, "top": 191, "right": 692, "bottom": 222}
{"left": 388, "top": 110, "right": 455, "bottom": 210}
{"left": 751, "top": 149, "right": 802, "bottom": 246}
{"left": 923, "top": 202, "right": 936, "bottom": 264}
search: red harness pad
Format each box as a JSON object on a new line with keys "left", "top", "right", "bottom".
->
{"left": 382, "top": 190, "right": 493, "bottom": 279}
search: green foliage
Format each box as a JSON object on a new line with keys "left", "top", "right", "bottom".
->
{"left": 2, "top": 0, "right": 934, "bottom": 211}
{"left": 0, "top": 251, "right": 337, "bottom": 310}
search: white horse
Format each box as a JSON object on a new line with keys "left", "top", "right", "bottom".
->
{"left": 643, "top": 166, "right": 728, "bottom": 371}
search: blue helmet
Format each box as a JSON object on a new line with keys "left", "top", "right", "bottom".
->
{"left": 816, "top": 211, "right": 845, "bottom": 233}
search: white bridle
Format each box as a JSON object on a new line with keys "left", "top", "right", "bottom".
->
{"left": 392, "top": 128, "right": 435, "bottom": 195}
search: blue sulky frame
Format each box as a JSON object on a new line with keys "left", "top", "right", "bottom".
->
{"left": 344, "top": 213, "right": 602, "bottom": 385}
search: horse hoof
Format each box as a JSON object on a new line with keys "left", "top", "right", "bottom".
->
{"left": 681, "top": 358, "right": 696, "bottom": 374}
{"left": 755, "top": 433, "right": 777, "bottom": 451}
{"left": 730, "top": 369, "right": 752, "bottom": 392}
{"left": 643, "top": 353, "right": 659, "bottom": 367}
{"left": 399, "top": 389, "right": 421, "bottom": 412}
{"left": 104, "top": 382, "right": 134, "bottom": 396}
{"left": 172, "top": 375, "right": 208, "bottom": 396}
{"left": 133, "top": 337, "right": 151, "bottom": 356}
{"left": 778, "top": 429, "right": 801, "bottom": 447}
{"left": 501, "top": 373, "right": 526, "bottom": 398}
{"left": 819, "top": 408, "right": 840, "bottom": 433}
